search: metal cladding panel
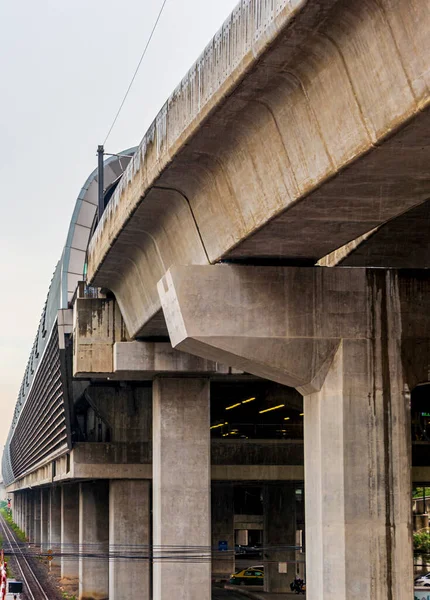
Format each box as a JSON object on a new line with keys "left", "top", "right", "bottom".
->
{"left": 2, "top": 264, "right": 63, "bottom": 486}
{"left": 8, "top": 326, "right": 68, "bottom": 481}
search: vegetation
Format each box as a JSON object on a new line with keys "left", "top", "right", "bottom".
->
{"left": 414, "top": 530, "right": 430, "bottom": 557}
{"left": 413, "top": 487, "right": 429, "bottom": 499}
{"left": 0, "top": 508, "right": 26, "bottom": 542}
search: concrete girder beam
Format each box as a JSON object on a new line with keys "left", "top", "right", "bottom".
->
{"left": 113, "top": 341, "right": 240, "bottom": 378}
{"left": 88, "top": 0, "right": 430, "bottom": 339}
{"left": 92, "top": 187, "right": 208, "bottom": 338}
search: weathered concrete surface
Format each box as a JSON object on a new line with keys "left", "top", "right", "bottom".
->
{"left": 49, "top": 487, "right": 61, "bottom": 567}
{"left": 6, "top": 439, "right": 307, "bottom": 491}
{"left": 212, "top": 484, "right": 235, "bottom": 579}
{"left": 40, "top": 487, "right": 49, "bottom": 550}
{"left": 159, "top": 265, "right": 430, "bottom": 391}
{"left": 305, "top": 336, "right": 412, "bottom": 600}
{"left": 83, "top": 385, "right": 152, "bottom": 443}
{"left": 61, "top": 484, "right": 79, "bottom": 580}
{"left": 114, "top": 341, "right": 236, "bottom": 378}
{"left": 79, "top": 481, "right": 109, "bottom": 600}
{"left": 263, "top": 485, "right": 296, "bottom": 593}
{"left": 88, "top": 0, "right": 430, "bottom": 339}
{"left": 159, "top": 266, "right": 430, "bottom": 600}
{"left": 33, "top": 490, "right": 41, "bottom": 545}
{"left": 109, "top": 480, "right": 151, "bottom": 600}
{"left": 159, "top": 265, "right": 360, "bottom": 391}
{"left": 25, "top": 491, "right": 34, "bottom": 541}
{"left": 73, "top": 297, "right": 127, "bottom": 376}
{"left": 319, "top": 199, "right": 430, "bottom": 268}
{"left": 153, "top": 378, "right": 211, "bottom": 600}
{"left": 73, "top": 295, "right": 238, "bottom": 378}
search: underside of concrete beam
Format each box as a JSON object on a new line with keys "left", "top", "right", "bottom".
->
{"left": 88, "top": 0, "right": 430, "bottom": 338}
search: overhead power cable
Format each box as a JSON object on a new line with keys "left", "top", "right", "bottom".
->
{"left": 103, "top": 0, "right": 169, "bottom": 146}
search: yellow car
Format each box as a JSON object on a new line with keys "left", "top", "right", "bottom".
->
{"left": 229, "top": 566, "right": 264, "bottom": 586}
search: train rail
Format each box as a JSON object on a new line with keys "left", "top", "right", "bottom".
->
{"left": 0, "top": 513, "right": 49, "bottom": 600}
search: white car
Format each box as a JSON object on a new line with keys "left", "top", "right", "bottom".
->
{"left": 415, "top": 572, "right": 430, "bottom": 586}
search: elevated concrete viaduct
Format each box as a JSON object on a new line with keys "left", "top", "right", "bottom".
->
{"left": 3, "top": 0, "right": 430, "bottom": 599}
{"left": 87, "top": 0, "right": 430, "bottom": 339}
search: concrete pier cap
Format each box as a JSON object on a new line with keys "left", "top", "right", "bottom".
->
{"left": 158, "top": 264, "right": 430, "bottom": 600}
{"left": 158, "top": 265, "right": 430, "bottom": 394}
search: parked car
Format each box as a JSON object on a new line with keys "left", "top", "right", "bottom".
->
{"left": 229, "top": 566, "right": 264, "bottom": 586}
{"left": 241, "top": 544, "right": 263, "bottom": 558}
{"left": 415, "top": 573, "right": 430, "bottom": 587}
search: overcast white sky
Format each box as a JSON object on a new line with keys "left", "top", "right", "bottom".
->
{"left": 0, "top": 0, "right": 238, "bottom": 454}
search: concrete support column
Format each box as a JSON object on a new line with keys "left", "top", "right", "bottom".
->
{"left": 159, "top": 266, "right": 427, "bottom": 600}
{"left": 14, "top": 493, "right": 20, "bottom": 529}
{"left": 50, "top": 487, "right": 61, "bottom": 566}
{"left": 41, "top": 488, "right": 49, "bottom": 550}
{"left": 109, "top": 480, "right": 151, "bottom": 600}
{"left": 153, "top": 378, "right": 211, "bottom": 600}
{"left": 211, "top": 483, "right": 234, "bottom": 581}
{"left": 24, "top": 491, "right": 34, "bottom": 541}
{"left": 263, "top": 484, "right": 296, "bottom": 592}
{"left": 61, "top": 484, "right": 79, "bottom": 581}
{"left": 18, "top": 493, "right": 23, "bottom": 529}
{"left": 33, "top": 490, "right": 41, "bottom": 546}
{"left": 79, "top": 481, "right": 109, "bottom": 600}
{"left": 304, "top": 339, "right": 412, "bottom": 600}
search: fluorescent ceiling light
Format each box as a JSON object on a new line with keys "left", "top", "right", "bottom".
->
{"left": 259, "top": 404, "right": 285, "bottom": 414}
{"left": 242, "top": 397, "right": 256, "bottom": 404}
{"left": 225, "top": 403, "right": 241, "bottom": 410}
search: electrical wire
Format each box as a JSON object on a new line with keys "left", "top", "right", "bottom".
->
{"left": 103, "top": 0, "right": 169, "bottom": 146}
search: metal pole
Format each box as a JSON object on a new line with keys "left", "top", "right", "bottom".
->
{"left": 97, "top": 145, "right": 104, "bottom": 222}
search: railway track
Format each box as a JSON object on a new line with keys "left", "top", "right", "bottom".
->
{"left": 0, "top": 513, "right": 49, "bottom": 600}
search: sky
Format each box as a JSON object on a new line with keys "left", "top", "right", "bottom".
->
{"left": 0, "top": 0, "right": 238, "bottom": 455}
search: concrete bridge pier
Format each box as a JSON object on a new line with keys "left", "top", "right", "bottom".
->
{"left": 211, "top": 483, "right": 234, "bottom": 581}
{"left": 41, "top": 488, "right": 49, "bottom": 550}
{"left": 13, "top": 492, "right": 21, "bottom": 530}
{"left": 24, "top": 490, "right": 34, "bottom": 542}
{"left": 33, "top": 490, "right": 41, "bottom": 546}
{"left": 17, "top": 493, "right": 23, "bottom": 531}
{"left": 153, "top": 378, "right": 211, "bottom": 600}
{"left": 303, "top": 336, "right": 412, "bottom": 600}
{"left": 50, "top": 487, "right": 61, "bottom": 566}
{"left": 109, "top": 479, "right": 151, "bottom": 600}
{"left": 61, "top": 484, "right": 79, "bottom": 583}
{"left": 263, "top": 484, "right": 296, "bottom": 593}
{"left": 159, "top": 265, "right": 430, "bottom": 600}
{"left": 79, "top": 480, "right": 109, "bottom": 600}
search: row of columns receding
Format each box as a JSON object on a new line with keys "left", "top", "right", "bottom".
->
{"left": 11, "top": 379, "right": 300, "bottom": 600}
{"left": 11, "top": 343, "right": 419, "bottom": 600}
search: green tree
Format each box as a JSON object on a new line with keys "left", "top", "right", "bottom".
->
{"left": 414, "top": 530, "right": 430, "bottom": 556}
